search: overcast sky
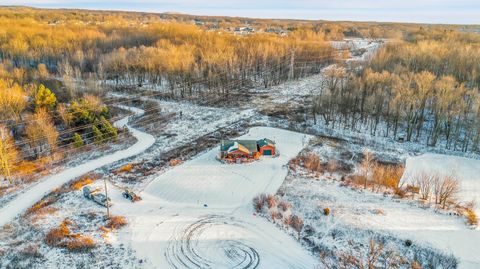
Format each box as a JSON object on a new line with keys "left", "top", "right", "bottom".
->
{"left": 2, "top": 0, "right": 479, "bottom": 24}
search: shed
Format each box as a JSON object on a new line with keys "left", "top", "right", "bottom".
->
{"left": 257, "top": 138, "right": 276, "bottom": 156}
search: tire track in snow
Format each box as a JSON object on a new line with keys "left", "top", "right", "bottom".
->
{"left": 165, "top": 215, "right": 260, "bottom": 269}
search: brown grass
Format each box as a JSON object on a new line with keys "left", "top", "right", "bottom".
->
{"left": 71, "top": 177, "right": 93, "bottom": 190}
{"left": 118, "top": 163, "right": 133, "bottom": 173}
{"left": 266, "top": 195, "right": 277, "bottom": 209}
{"left": 169, "top": 159, "right": 182, "bottom": 166}
{"left": 66, "top": 236, "right": 95, "bottom": 251}
{"left": 26, "top": 196, "right": 58, "bottom": 216}
{"left": 304, "top": 153, "right": 323, "bottom": 173}
{"left": 105, "top": 216, "right": 128, "bottom": 229}
{"left": 45, "top": 219, "right": 96, "bottom": 251}
{"left": 466, "top": 209, "right": 478, "bottom": 226}
{"left": 45, "top": 220, "right": 71, "bottom": 247}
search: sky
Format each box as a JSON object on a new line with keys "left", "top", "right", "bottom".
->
{"left": 2, "top": 0, "right": 479, "bottom": 25}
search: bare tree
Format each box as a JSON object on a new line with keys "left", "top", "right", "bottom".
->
{"left": 434, "top": 174, "right": 460, "bottom": 209}
{"left": 415, "top": 172, "right": 434, "bottom": 201}
{"left": 0, "top": 125, "right": 18, "bottom": 184}
{"left": 360, "top": 149, "right": 375, "bottom": 189}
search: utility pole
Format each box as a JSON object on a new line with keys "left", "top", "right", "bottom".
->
{"left": 104, "top": 176, "right": 110, "bottom": 219}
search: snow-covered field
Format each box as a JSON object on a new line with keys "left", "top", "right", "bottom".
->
{"left": 274, "top": 141, "right": 480, "bottom": 269}
{"left": 111, "top": 127, "right": 317, "bottom": 268}
{"left": 403, "top": 153, "right": 480, "bottom": 216}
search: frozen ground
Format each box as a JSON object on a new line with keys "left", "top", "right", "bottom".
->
{"left": 110, "top": 127, "right": 317, "bottom": 268}
{"left": 0, "top": 105, "right": 155, "bottom": 227}
{"left": 403, "top": 153, "right": 480, "bottom": 216}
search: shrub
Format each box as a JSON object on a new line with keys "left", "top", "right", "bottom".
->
{"left": 278, "top": 200, "right": 292, "bottom": 212}
{"left": 105, "top": 216, "right": 128, "bottom": 229}
{"left": 304, "top": 153, "right": 323, "bottom": 173}
{"left": 66, "top": 236, "right": 96, "bottom": 251}
{"left": 253, "top": 194, "right": 267, "bottom": 213}
{"left": 26, "top": 196, "right": 58, "bottom": 216}
{"left": 169, "top": 159, "right": 182, "bottom": 166}
{"left": 118, "top": 163, "right": 133, "bottom": 173}
{"left": 45, "top": 222, "right": 70, "bottom": 246}
{"left": 290, "top": 215, "right": 304, "bottom": 233}
{"left": 71, "top": 177, "right": 93, "bottom": 190}
{"left": 326, "top": 159, "right": 338, "bottom": 174}
{"left": 466, "top": 209, "right": 478, "bottom": 226}
{"left": 266, "top": 195, "right": 277, "bottom": 209}
{"left": 323, "top": 208, "right": 330, "bottom": 216}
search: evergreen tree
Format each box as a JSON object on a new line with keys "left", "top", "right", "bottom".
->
{"left": 72, "top": 133, "right": 84, "bottom": 148}
{"left": 92, "top": 125, "right": 103, "bottom": 145}
{"left": 99, "top": 116, "right": 118, "bottom": 141}
{"left": 34, "top": 84, "right": 57, "bottom": 111}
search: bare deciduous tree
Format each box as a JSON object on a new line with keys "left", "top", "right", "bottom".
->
{"left": 0, "top": 125, "right": 18, "bottom": 184}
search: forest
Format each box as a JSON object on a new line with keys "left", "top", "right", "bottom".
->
{"left": 0, "top": 7, "right": 337, "bottom": 182}
{"left": 313, "top": 28, "right": 480, "bottom": 152}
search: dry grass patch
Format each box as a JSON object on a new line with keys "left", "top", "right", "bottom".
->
{"left": 105, "top": 216, "right": 128, "bottom": 230}
{"left": 45, "top": 219, "right": 96, "bottom": 251}
{"left": 45, "top": 219, "right": 71, "bottom": 247}
{"left": 169, "top": 159, "right": 182, "bottom": 166}
{"left": 118, "top": 163, "right": 134, "bottom": 173}
{"left": 66, "top": 236, "right": 95, "bottom": 251}
{"left": 26, "top": 196, "right": 58, "bottom": 216}
{"left": 466, "top": 209, "right": 478, "bottom": 226}
{"left": 71, "top": 177, "right": 93, "bottom": 190}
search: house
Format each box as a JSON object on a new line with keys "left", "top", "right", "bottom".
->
{"left": 219, "top": 138, "right": 276, "bottom": 162}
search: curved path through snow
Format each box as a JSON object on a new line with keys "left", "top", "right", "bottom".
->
{"left": 0, "top": 105, "right": 155, "bottom": 227}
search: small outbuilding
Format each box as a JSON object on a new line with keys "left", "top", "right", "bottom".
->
{"left": 257, "top": 138, "right": 276, "bottom": 156}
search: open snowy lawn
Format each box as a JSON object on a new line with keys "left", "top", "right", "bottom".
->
{"left": 112, "top": 127, "right": 316, "bottom": 268}
{"left": 309, "top": 180, "right": 479, "bottom": 268}
{"left": 144, "top": 127, "right": 311, "bottom": 207}
{"left": 403, "top": 153, "right": 480, "bottom": 215}
{"left": 277, "top": 147, "right": 480, "bottom": 268}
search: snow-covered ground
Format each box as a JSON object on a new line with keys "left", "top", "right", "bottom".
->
{"left": 0, "top": 106, "right": 155, "bottom": 227}
{"left": 275, "top": 141, "right": 480, "bottom": 269}
{"left": 110, "top": 127, "right": 317, "bottom": 268}
{"left": 403, "top": 153, "right": 480, "bottom": 216}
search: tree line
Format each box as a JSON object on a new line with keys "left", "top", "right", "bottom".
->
{"left": 313, "top": 30, "right": 480, "bottom": 153}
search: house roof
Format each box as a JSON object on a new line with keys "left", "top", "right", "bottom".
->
{"left": 221, "top": 140, "right": 258, "bottom": 153}
{"left": 227, "top": 142, "right": 250, "bottom": 154}
{"left": 257, "top": 138, "right": 275, "bottom": 148}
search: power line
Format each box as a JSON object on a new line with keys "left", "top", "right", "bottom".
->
{"left": 9, "top": 55, "right": 295, "bottom": 165}
{"left": 6, "top": 55, "right": 297, "bottom": 150}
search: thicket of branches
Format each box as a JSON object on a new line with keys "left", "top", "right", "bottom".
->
{"left": 313, "top": 30, "right": 480, "bottom": 153}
